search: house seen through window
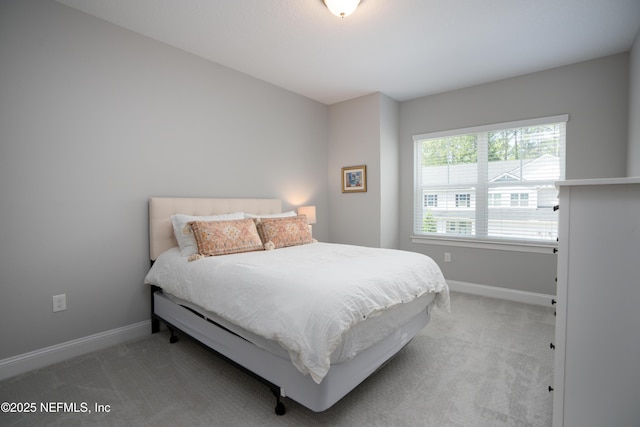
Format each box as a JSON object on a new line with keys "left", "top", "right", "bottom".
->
{"left": 413, "top": 115, "right": 567, "bottom": 244}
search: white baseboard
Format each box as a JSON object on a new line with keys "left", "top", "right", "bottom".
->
{"left": 0, "top": 320, "right": 151, "bottom": 381}
{"left": 447, "top": 280, "right": 555, "bottom": 307}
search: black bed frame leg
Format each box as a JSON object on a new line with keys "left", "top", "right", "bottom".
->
{"left": 271, "top": 388, "right": 286, "bottom": 416}
{"left": 167, "top": 326, "right": 179, "bottom": 344}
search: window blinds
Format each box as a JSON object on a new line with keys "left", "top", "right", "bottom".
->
{"left": 413, "top": 115, "right": 567, "bottom": 244}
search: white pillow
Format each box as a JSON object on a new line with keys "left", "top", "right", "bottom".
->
{"left": 243, "top": 211, "right": 297, "bottom": 219}
{"left": 171, "top": 212, "right": 244, "bottom": 257}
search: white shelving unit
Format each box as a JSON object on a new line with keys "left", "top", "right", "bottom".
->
{"left": 553, "top": 177, "right": 640, "bottom": 427}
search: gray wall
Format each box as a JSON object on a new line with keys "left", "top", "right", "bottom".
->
{"left": 328, "top": 94, "right": 381, "bottom": 247}
{"left": 0, "top": 0, "right": 328, "bottom": 360}
{"left": 379, "top": 94, "right": 400, "bottom": 249}
{"left": 399, "top": 54, "right": 630, "bottom": 295}
{"left": 629, "top": 29, "right": 640, "bottom": 176}
{"left": 327, "top": 92, "right": 400, "bottom": 249}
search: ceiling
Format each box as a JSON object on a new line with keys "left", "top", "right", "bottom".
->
{"left": 56, "top": 0, "right": 640, "bottom": 105}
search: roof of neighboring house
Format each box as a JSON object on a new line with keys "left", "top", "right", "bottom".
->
{"left": 422, "top": 154, "right": 561, "bottom": 186}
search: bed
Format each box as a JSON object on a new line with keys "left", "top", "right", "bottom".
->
{"left": 144, "top": 197, "right": 449, "bottom": 415}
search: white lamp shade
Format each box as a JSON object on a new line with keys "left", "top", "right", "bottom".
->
{"left": 324, "top": 0, "right": 361, "bottom": 18}
{"left": 297, "top": 206, "right": 317, "bottom": 224}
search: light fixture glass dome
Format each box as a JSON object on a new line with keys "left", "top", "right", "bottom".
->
{"left": 324, "top": 0, "right": 361, "bottom": 18}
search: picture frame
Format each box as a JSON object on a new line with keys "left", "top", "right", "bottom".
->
{"left": 341, "top": 165, "right": 367, "bottom": 193}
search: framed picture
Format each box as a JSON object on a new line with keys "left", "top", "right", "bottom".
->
{"left": 341, "top": 165, "right": 367, "bottom": 193}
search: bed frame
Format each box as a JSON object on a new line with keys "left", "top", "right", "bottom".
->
{"left": 148, "top": 197, "right": 433, "bottom": 415}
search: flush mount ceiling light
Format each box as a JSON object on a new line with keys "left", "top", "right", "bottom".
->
{"left": 324, "top": 0, "right": 361, "bottom": 18}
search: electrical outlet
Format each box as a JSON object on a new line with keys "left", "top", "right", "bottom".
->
{"left": 52, "top": 294, "right": 66, "bottom": 312}
{"left": 444, "top": 252, "right": 452, "bottom": 263}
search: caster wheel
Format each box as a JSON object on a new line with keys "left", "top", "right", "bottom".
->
{"left": 275, "top": 401, "right": 286, "bottom": 416}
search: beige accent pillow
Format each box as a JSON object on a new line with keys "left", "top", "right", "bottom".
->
{"left": 255, "top": 215, "right": 314, "bottom": 249}
{"left": 189, "top": 218, "right": 264, "bottom": 257}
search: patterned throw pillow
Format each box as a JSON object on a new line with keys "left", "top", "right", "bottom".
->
{"left": 171, "top": 212, "right": 244, "bottom": 257}
{"left": 255, "top": 215, "right": 314, "bottom": 249}
{"left": 189, "top": 218, "right": 264, "bottom": 257}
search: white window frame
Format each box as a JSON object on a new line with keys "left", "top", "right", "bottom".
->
{"left": 412, "top": 115, "right": 567, "bottom": 253}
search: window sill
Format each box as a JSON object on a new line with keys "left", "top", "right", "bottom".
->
{"left": 410, "top": 235, "right": 557, "bottom": 254}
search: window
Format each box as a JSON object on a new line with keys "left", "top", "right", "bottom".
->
{"left": 455, "top": 193, "right": 471, "bottom": 208}
{"left": 447, "top": 220, "right": 472, "bottom": 235}
{"left": 488, "top": 193, "right": 502, "bottom": 207}
{"left": 424, "top": 194, "right": 438, "bottom": 207}
{"left": 413, "top": 115, "right": 567, "bottom": 246}
{"left": 510, "top": 193, "right": 529, "bottom": 207}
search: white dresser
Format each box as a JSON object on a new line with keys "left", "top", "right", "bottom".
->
{"left": 553, "top": 177, "right": 640, "bottom": 427}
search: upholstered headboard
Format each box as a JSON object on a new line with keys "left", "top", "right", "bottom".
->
{"left": 148, "top": 197, "right": 282, "bottom": 260}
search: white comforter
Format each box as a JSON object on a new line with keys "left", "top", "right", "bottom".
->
{"left": 144, "top": 242, "right": 449, "bottom": 383}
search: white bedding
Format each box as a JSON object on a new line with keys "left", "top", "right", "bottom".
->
{"left": 162, "top": 289, "right": 436, "bottom": 365}
{"left": 144, "top": 242, "right": 449, "bottom": 383}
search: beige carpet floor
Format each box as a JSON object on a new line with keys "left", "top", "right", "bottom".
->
{"left": 0, "top": 292, "right": 556, "bottom": 426}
